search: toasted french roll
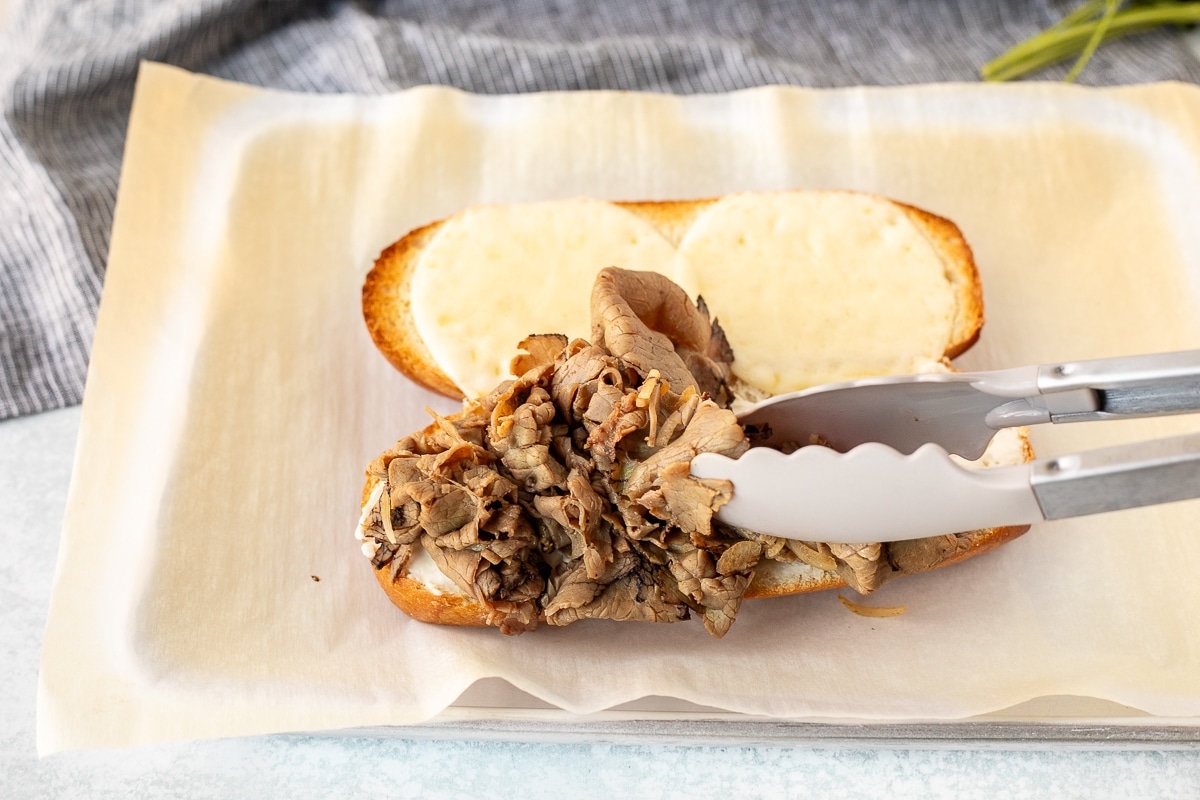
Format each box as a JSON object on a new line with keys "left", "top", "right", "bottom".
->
{"left": 358, "top": 193, "right": 1029, "bottom": 638}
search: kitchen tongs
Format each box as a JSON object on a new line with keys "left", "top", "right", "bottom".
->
{"left": 690, "top": 350, "right": 1200, "bottom": 542}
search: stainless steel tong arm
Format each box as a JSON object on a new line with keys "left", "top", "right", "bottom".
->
{"left": 736, "top": 349, "right": 1200, "bottom": 459}
{"left": 985, "top": 349, "right": 1200, "bottom": 429}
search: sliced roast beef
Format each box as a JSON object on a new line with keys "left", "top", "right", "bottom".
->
{"left": 361, "top": 268, "right": 952, "bottom": 637}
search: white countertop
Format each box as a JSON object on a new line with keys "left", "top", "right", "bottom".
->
{"left": 4, "top": 405, "right": 1200, "bottom": 797}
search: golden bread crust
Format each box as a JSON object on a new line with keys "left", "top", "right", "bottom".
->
{"left": 613, "top": 198, "right": 718, "bottom": 247}
{"left": 362, "top": 220, "right": 463, "bottom": 399}
{"left": 373, "top": 568, "right": 490, "bottom": 627}
{"left": 895, "top": 201, "right": 985, "bottom": 360}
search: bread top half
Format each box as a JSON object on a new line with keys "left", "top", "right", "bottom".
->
{"left": 363, "top": 191, "right": 984, "bottom": 401}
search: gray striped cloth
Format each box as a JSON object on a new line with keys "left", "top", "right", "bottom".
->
{"left": 3, "top": 0, "right": 1199, "bottom": 419}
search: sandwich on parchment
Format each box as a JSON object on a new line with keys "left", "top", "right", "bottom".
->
{"left": 356, "top": 190, "right": 1033, "bottom": 638}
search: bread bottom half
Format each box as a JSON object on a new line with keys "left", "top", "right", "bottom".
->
{"left": 373, "top": 523, "right": 1031, "bottom": 628}
{"left": 367, "top": 427, "right": 1034, "bottom": 629}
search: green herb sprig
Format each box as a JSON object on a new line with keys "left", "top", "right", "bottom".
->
{"left": 982, "top": 0, "right": 1200, "bottom": 82}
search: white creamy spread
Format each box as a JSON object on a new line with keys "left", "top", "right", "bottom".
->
{"left": 358, "top": 482, "right": 464, "bottom": 596}
{"left": 401, "top": 540, "right": 462, "bottom": 597}
{"left": 674, "top": 191, "right": 958, "bottom": 395}
{"left": 410, "top": 198, "right": 678, "bottom": 399}
{"left": 355, "top": 480, "right": 385, "bottom": 542}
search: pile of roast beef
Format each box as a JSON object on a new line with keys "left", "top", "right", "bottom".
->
{"left": 362, "top": 268, "right": 964, "bottom": 637}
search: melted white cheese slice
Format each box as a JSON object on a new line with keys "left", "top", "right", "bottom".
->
{"left": 411, "top": 198, "right": 678, "bottom": 398}
{"left": 674, "top": 191, "right": 957, "bottom": 395}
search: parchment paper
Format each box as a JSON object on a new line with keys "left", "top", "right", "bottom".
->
{"left": 38, "top": 63, "right": 1200, "bottom": 753}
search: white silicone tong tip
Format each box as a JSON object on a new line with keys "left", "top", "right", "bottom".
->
{"left": 690, "top": 443, "right": 1042, "bottom": 543}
